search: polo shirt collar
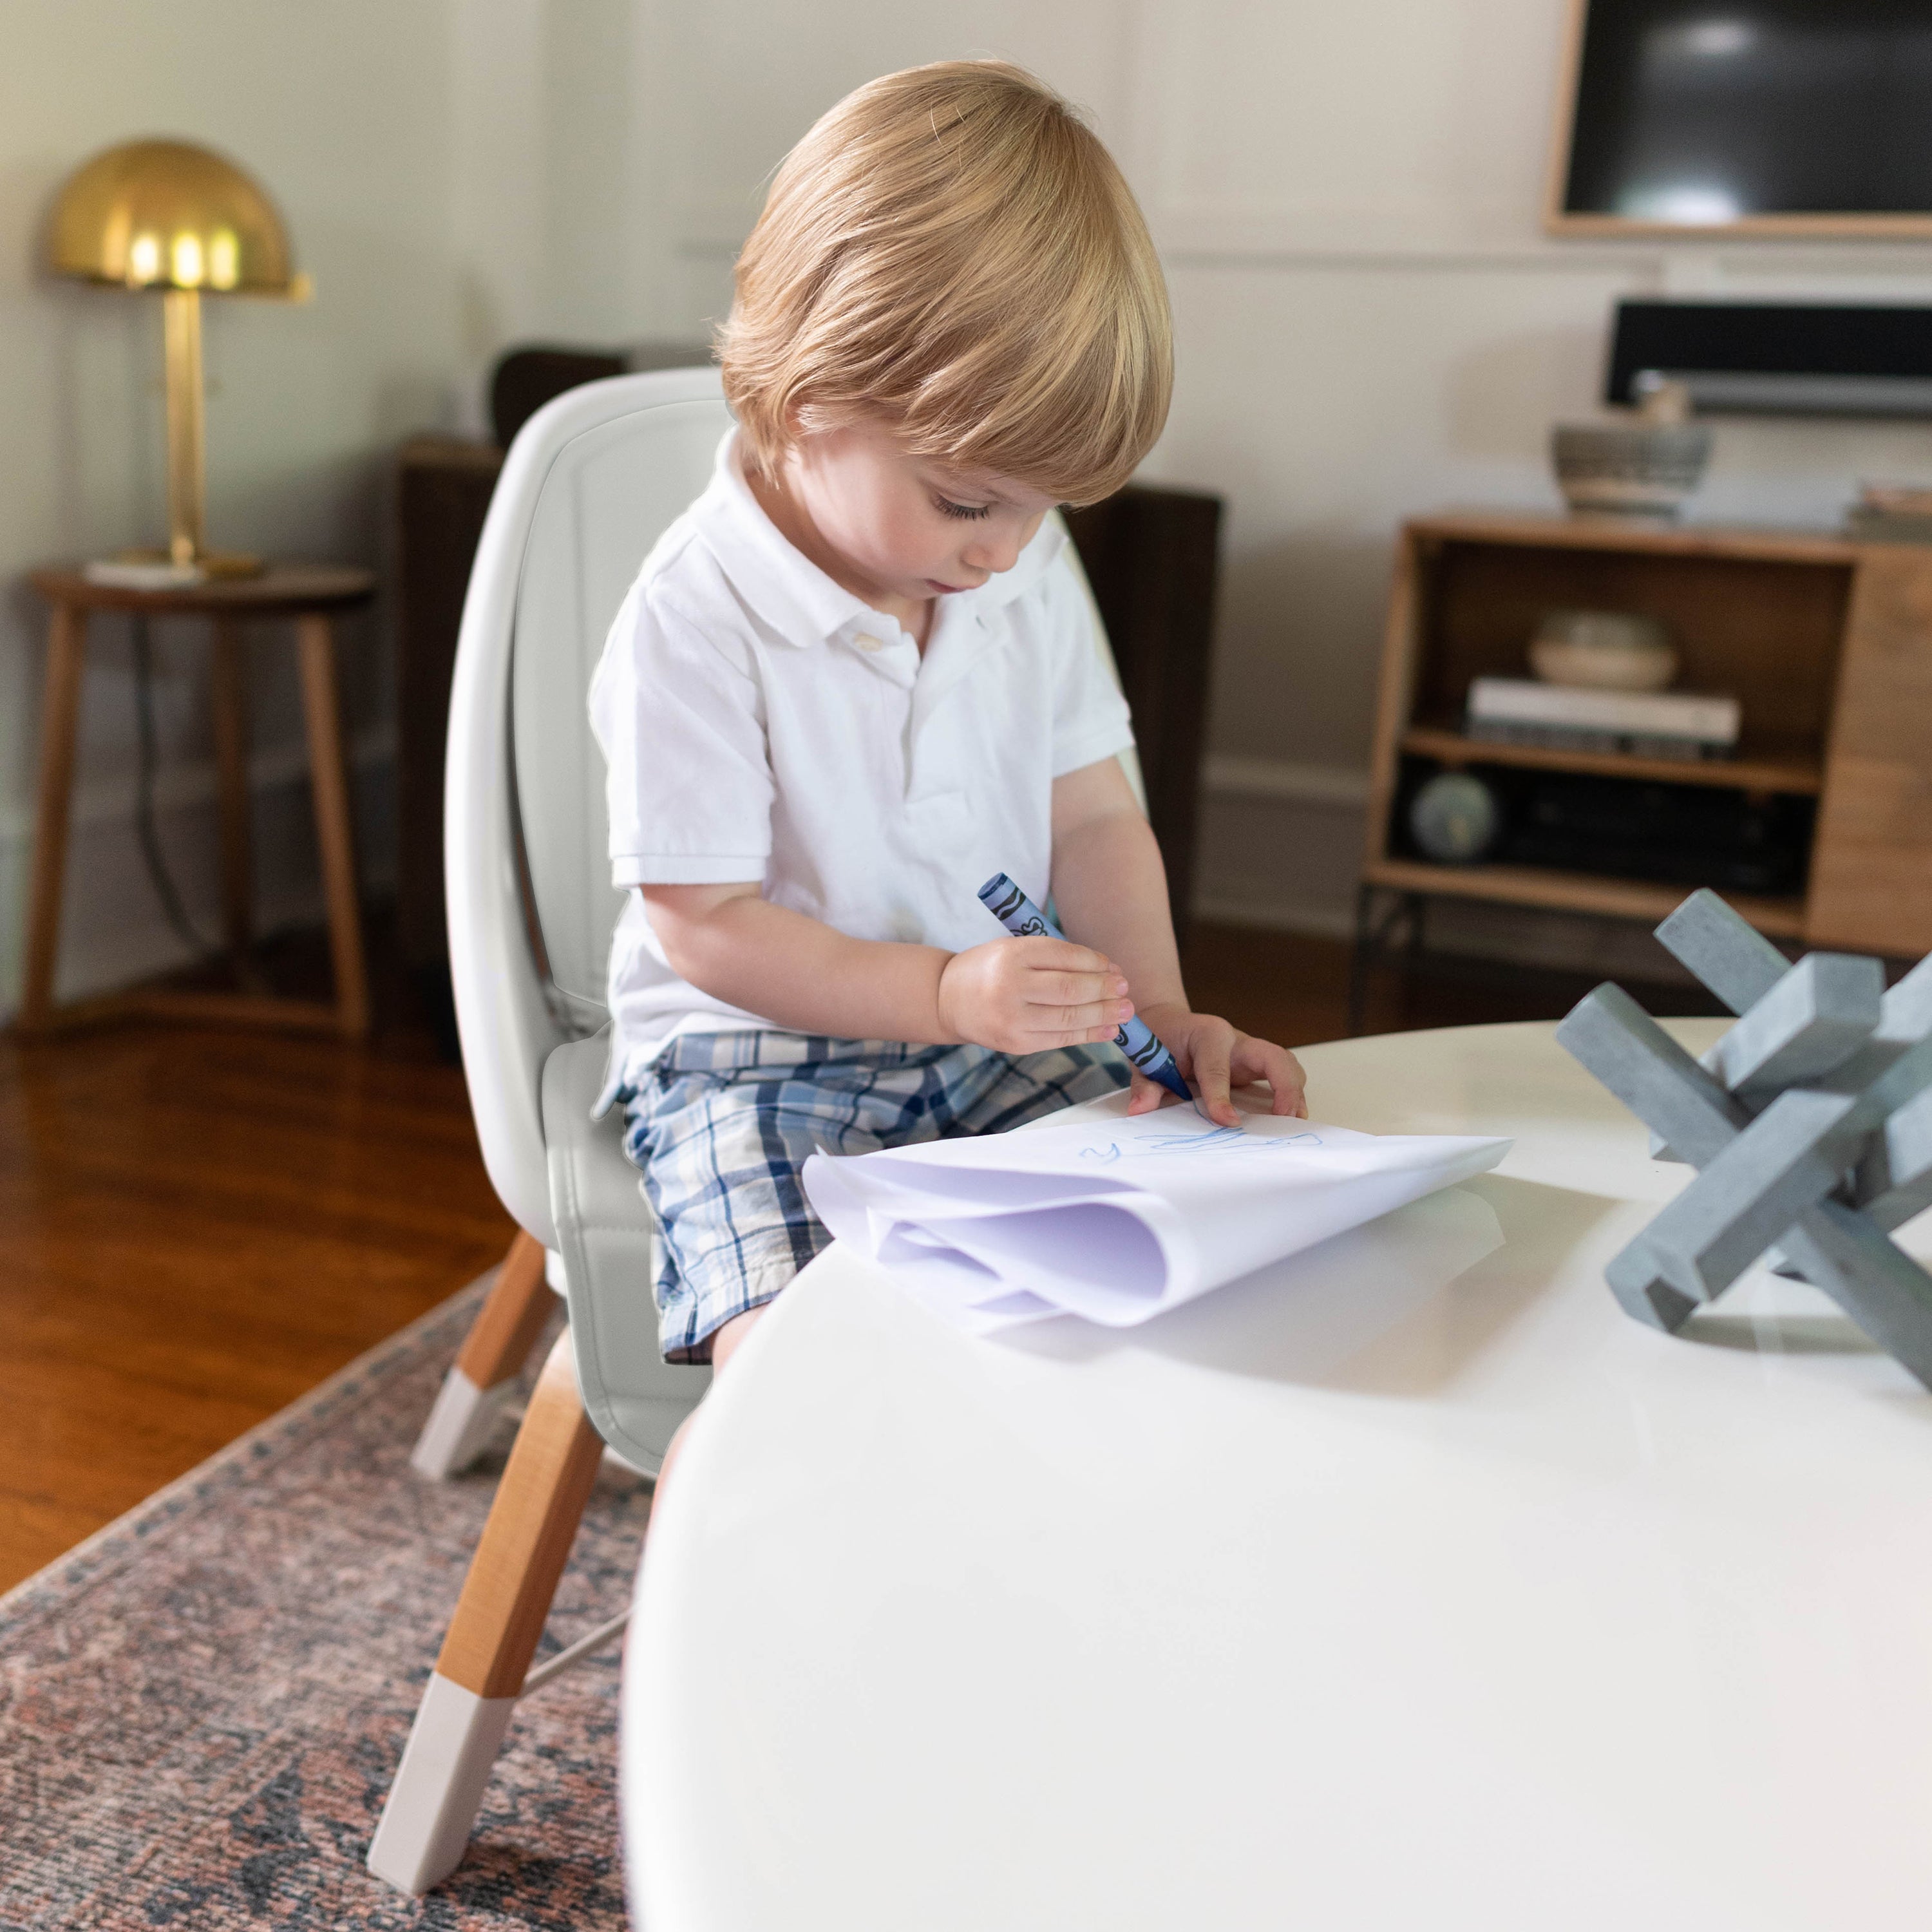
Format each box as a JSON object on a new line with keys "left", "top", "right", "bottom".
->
{"left": 692, "top": 428, "right": 1067, "bottom": 649}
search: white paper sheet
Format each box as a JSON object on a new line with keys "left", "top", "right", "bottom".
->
{"left": 802, "top": 1105, "right": 1511, "bottom": 1332}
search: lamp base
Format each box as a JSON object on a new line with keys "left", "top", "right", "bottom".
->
{"left": 87, "top": 545, "right": 265, "bottom": 588}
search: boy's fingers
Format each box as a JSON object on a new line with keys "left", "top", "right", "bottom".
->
{"left": 1126, "top": 1069, "right": 1164, "bottom": 1113}
{"left": 1032, "top": 997, "right": 1131, "bottom": 1033}
{"left": 1036, "top": 968, "right": 1126, "bottom": 1006}
{"left": 1234, "top": 1039, "right": 1308, "bottom": 1117}
{"left": 1191, "top": 1032, "right": 1238, "bottom": 1126}
{"left": 1020, "top": 937, "right": 1118, "bottom": 978}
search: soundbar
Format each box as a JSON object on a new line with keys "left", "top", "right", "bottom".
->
{"left": 1605, "top": 301, "right": 1932, "bottom": 419}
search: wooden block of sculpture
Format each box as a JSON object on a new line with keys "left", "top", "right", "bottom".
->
{"left": 1653, "top": 888, "right": 1792, "bottom": 1015}
{"left": 1709, "top": 952, "right": 1882, "bottom": 1102}
{"left": 1557, "top": 892, "right": 1932, "bottom": 1387}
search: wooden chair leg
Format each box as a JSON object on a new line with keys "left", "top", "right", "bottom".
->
{"left": 296, "top": 612, "right": 371, "bottom": 1039}
{"left": 209, "top": 619, "right": 254, "bottom": 971}
{"left": 369, "top": 1328, "right": 603, "bottom": 1895}
{"left": 18, "top": 604, "right": 88, "bottom": 1034}
{"left": 412, "top": 1231, "right": 556, "bottom": 1479}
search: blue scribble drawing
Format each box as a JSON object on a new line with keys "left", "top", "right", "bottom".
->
{"left": 1077, "top": 1126, "right": 1323, "bottom": 1161}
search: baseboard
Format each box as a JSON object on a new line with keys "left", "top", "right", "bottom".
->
{"left": 1191, "top": 755, "right": 1368, "bottom": 940}
{"left": 0, "top": 732, "right": 396, "bottom": 1020}
{"left": 1200, "top": 753, "right": 1370, "bottom": 811}
{"left": 1191, "top": 895, "right": 1357, "bottom": 942}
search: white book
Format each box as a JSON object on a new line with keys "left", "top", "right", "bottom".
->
{"left": 803, "top": 1099, "right": 1510, "bottom": 1334}
{"left": 82, "top": 557, "right": 207, "bottom": 590}
{"left": 1466, "top": 676, "right": 1740, "bottom": 745}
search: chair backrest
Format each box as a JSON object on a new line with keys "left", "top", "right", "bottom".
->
{"left": 446, "top": 370, "right": 731, "bottom": 1245}
{"left": 446, "top": 365, "right": 1146, "bottom": 1249}
{"left": 510, "top": 392, "right": 733, "bottom": 1015}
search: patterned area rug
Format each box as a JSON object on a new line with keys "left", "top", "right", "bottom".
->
{"left": 0, "top": 1276, "right": 649, "bottom": 1930}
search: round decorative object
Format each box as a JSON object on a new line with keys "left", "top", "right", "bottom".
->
{"left": 1410, "top": 772, "right": 1501, "bottom": 865}
{"left": 1551, "top": 422, "right": 1712, "bottom": 520}
{"left": 1529, "top": 609, "right": 1678, "bottom": 691}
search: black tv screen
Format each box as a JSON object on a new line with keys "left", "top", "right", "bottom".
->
{"left": 1561, "top": 0, "right": 1932, "bottom": 224}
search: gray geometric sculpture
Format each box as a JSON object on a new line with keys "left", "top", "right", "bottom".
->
{"left": 1556, "top": 889, "right": 1932, "bottom": 1386}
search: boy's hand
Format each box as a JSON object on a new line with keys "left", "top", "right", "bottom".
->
{"left": 1131, "top": 1002, "right": 1308, "bottom": 1126}
{"left": 938, "top": 936, "right": 1134, "bottom": 1054}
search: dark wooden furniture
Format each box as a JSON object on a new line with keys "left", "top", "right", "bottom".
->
{"left": 1354, "top": 511, "right": 1932, "bottom": 1025}
{"left": 1065, "top": 484, "right": 1222, "bottom": 945}
{"left": 19, "top": 564, "right": 377, "bottom": 1039}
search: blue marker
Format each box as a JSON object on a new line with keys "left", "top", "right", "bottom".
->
{"left": 977, "top": 872, "right": 1193, "bottom": 1103}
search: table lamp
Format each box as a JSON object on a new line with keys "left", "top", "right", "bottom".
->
{"left": 46, "top": 138, "right": 310, "bottom": 580}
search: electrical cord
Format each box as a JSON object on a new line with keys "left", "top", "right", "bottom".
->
{"left": 129, "top": 616, "right": 216, "bottom": 960}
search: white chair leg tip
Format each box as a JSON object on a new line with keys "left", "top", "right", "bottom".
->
{"left": 366, "top": 1674, "right": 517, "bottom": 1895}
{"left": 410, "top": 1367, "right": 516, "bottom": 1480}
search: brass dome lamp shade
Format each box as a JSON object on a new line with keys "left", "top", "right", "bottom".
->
{"left": 46, "top": 138, "right": 311, "bottom": 577}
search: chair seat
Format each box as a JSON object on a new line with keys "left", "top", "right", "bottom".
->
{"left": 540, "top": 1030, "right": 710, "bottom": 1473}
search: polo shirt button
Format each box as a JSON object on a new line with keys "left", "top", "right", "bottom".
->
{"left": 854, "top": 633, "right": 884, "bottom": 652}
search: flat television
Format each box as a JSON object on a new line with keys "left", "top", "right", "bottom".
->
{"left": 1549, "top": 0, "right": 1932, "bottom": 234}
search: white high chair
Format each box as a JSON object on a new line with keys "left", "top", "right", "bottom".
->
{"left": 367, "top": 366, "right": 1146, "bottom": 1895}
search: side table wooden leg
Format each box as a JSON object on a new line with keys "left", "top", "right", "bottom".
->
{"left": 296, "top": 613, "right": 371, "bottom": 1039}
{"left": 19, "top": 604, "right": 88, "bottom": 1032}
{"left": 210, "top": 620, "right": 254, "bottom": 971}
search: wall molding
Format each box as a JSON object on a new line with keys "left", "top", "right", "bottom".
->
{"left": 1, "top": 728, "right": 395, "bottom": 1018}
{"left": 1192, "top": 893, "right": 1356, "bottom": 942}
{"left": 0, "top": 725, "right": 395, "bottom": 848}
{"left": 1190, "top": 754, "right": 1367, "bottom": 940}
{"left": 1201, "top": 753, "right": 1369, "bottom": 812}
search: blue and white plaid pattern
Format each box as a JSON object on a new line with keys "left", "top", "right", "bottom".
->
{"left": 618, "top": 1031, "right": 1128, "bottom": 1361}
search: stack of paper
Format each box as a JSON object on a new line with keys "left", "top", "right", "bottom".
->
{"left": 802, "top": 1107, "right": 1511, "bottom": 1334}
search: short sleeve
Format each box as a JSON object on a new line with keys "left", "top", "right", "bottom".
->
{"left": 589, "top": 576, "right": 774, "bottom": 886}
{"left": 1044, "top": 549, "right": 1137, "bottom": 777}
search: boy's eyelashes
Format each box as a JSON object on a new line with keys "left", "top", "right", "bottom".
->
{"left": 931, "top": 492, "right": 994, "bottom": 522}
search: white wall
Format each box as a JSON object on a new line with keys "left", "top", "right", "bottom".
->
{"left": 13, "top": 1, "right": 1932, "bottom": 1012}
{"left": 0, "top": 0, "right": 463, "bottom": 1009}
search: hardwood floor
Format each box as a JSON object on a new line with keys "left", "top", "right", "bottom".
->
{"left": 0, "top": 981, "right": 513, "bottom": 1593}
{"left": 0, "top": 913, "right": 1701, "bottom": 1595}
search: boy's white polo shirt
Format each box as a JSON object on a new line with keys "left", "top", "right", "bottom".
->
{"left": 589, "top": 429, "right": 1136, "bottom": 1093}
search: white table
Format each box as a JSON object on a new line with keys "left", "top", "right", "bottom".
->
{"left": 623, "top": 1020, "right": 1932, "bottom": 1931}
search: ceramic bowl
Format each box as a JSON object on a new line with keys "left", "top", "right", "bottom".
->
{"left": 1551, "top": 422, "right": 1712, "bottom": 520}
{"left": 1529, "top": 609, "right": 1678, "bottom": 691}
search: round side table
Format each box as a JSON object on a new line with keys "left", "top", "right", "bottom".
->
{"left": 625, "top": 1019, "right": 1932, "bottom": 1932}
{"left": 19, "top": 564, "right": 377, "bottom": 1039}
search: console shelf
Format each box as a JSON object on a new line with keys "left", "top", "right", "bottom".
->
{"left": 1356, "top": 512, "right": 1932, "bottom": 1024}
{"left": 1362, "top": 855, "right": 1808, "bottom": 939}
{"left": 1398, "top": 722, "right": 1824, "bottom": 797}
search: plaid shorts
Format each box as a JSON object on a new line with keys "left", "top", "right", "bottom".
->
{"left": 617, "top": 1031, "right": 1128, "bottom": 1362}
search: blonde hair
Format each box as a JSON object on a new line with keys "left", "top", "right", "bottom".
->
{"left": 719, "top": 61, "right": 1171, "bottom": 506}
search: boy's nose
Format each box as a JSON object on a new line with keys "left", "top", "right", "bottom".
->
{"left": 961, "top": 531, "right": 1021, "bottom": 575}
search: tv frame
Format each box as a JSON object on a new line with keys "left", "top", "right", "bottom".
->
{"left": 1543, "top": 0, "right": 1932, "bottom": 238}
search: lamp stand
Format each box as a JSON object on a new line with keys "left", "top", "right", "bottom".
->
{"left": 161, "top": 289, "right": 207, "bottom": 567}
{"left": 113, "top": 289, "right": 261, "bottom": 580}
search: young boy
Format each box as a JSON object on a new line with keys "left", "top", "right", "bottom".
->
{"left": 591, "top": 60, "right": 1307, "bottom": 1412}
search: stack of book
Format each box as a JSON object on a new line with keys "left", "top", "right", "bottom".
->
{"left": 1465, "top": 677, "right": 1741, "bottom": 761}
{"left": 1846, "top": 482, "right": 1932, "bottom": 544}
